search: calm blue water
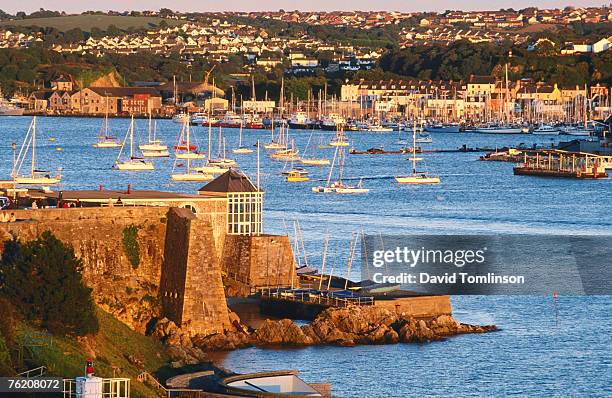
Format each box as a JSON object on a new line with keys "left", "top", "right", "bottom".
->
{"left": 1, "top": 116, "right": 610, "bottom": 397}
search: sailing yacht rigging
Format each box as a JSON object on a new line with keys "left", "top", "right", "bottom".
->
{"left": 93, "top": 97, "right": 121, "bottom": 148}
{"left": 140, "top": 114, "right": 169, "bottom": 157}
{"left": 232, "top": 122, "right": 254, "bottom": 154}
{"left": 312, "top": 146, "right": 369, "bottom": 194}
{"left": 12, "top": 117, "right": 62, "bottom": 185}
{"left": 114, "top": 116, "right": 154, "bottom": 171}
{"left": 395, "top": 123, "right": 440, "bottom": 184}
{"left": 175, "top": 117, "right": 205, "bottom": 160}
{"left": 171, "top": 117, "right": 211, "bottom": 181}
{"left": 300, "top": 130, "right": 330, "bottom": 166}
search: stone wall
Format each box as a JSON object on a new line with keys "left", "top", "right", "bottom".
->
{"left": 374, "top": 295, "right": 452, "bottom": 318}
{"left": 221, "top": 234, "right": 296, "bottom": 294}
{"left": 0, "top": 207, "right": 168, "bottom": 332}
{"left": 0, "top": 206, "right": 290, "bottom": 336}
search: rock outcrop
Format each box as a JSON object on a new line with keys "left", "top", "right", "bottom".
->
{"left": 151, "top": 305, "right": 497, "bottom": 358}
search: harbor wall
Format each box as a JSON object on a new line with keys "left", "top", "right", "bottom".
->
{"left": 0, "top": 206, "right": 292, "bottom": 336}
{"left": 374, "top": 295, "right": 453, "bottom": 318}
{"left": 221, "top": 234, "right": 296, "bottom": 293}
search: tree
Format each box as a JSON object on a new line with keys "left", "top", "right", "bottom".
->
{"left": 0, "top": 232, "right": 99, "bottom": 336}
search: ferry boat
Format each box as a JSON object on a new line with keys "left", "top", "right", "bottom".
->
{"left": 368, "top": 124, "right": 394, "bottom": 132}
{"left": 218, "top": 112, "right": 243, "bottom": 128}
{"left": 244, "top": 113, "right": 265, "bottom": 129}
{"left": 532, "top": 124, "right": 560, "bottom": 135}
{"left": 425, "top": 123, "right": 461, "bottom": 133}
{"left": 472, "top": 123, "right": 523, "bottom": 134}
{"left": 172, "top": 113, "right": 189, "bottom": 124}
{"left": 288, "top": 111, "right": 314, "bottom": 130}
{"left": 320, "top": 114, "right": 346, "bottom": 131}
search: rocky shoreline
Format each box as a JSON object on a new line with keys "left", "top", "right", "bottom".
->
{"left": 152, "top": 306, "right": 497, "bottom": 366}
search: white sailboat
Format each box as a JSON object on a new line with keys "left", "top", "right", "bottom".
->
{"left": 312, "top": 146, "right": 369, "bottom": 194}
{"left": 140, "top": 114, "right": 169, "bottom": 157}
{"left": 93, "top": 99, "right": 121, "bottom": 148}
{"left": 329, "top": 126, "right": 350, "bottom": 147}
{"left": 208, "top": 127, "right": 237, "bottom": 165}
{"left": 395, "top": 123, "right": 440, "bottom": 184}
{"left": 232, "top": 122, "right": 253, "bottom": 154}
{"left": 194, "top": 121, "right": 232, "bottom": 175}
{"left": 12, "top": 117, "right": 62, "bottom": 185}
{"left": 300, "top": 131, "right": 330, "bottom": 166}
{"left": 264, "top": 119, "right": 287, "bottom": 150}
{"left": 114, "top": 116, "right": 154, "bottom": 171}
{"left": 175, "top": 117, "right": 205, "bottom": 160}
{"left": 171, "top": 118, "right": 211, "bottom": 182}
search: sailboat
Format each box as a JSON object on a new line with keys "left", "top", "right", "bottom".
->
{"left": 93, "top": 99, "right": 121, "bottom": 148}
{"left": 175, "top": 117, "right": 205, "bottom": 160}
{"left": 271, "top": 138, "right": 299, "bottom": 161}
{"left": 232, "top": 122, "right": 253, "bottom": 154}
{"left": 171, "top": 118, "right": 211, "bottom": 181}
{"left": 194, "top": 122, "right": 232, "bottom": 175}
{"left": 12, "top": 117, "right": 62, "bottom": 185}
{"left": 300, "top": 131, "right": 330, "bottom": 166}
{"left": 312, "top": 146, "right": 369, "bottom": 194}
{"left": 114, "top": 116, "right": 154, "bottom": 171}
{"left": 395, "top": 123, "right": 440, "bottom": 184}
{"left": 264, "top": 119, "right": 287, "bottom": 150}
{"left": 329, "top": 126, "right": 349, "bottom": 147}
{"left": 208, "top": 127, "right": 237, "bottom": 166}
{"left": 140, "top": 114, "right": 169, "bottom": 157}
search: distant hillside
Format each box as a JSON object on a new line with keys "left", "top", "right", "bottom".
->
{"left": 0, "top": 15, "right": 183, "bottom": 32}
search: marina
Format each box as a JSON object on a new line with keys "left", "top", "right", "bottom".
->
{"left": 0, "top": 115, "right": 611, "bottom": 398}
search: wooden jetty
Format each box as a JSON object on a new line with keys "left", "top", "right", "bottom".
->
{"left": 259, "top": 287, "right": 374, "bottom": 320}
{"left": 513, "top": 150, "right": 609, "bottom": 179}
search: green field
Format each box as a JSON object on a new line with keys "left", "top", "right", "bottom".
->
{"left": 0, "top": 14, "right": 183, "bottom": 32}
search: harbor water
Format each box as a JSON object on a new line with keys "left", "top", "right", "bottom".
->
{"left": 1, "top": 116, "right": 610, "bottom": 397}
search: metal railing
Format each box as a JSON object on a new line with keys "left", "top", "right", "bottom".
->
{"left": 17, "top": 366, "right": 47, "bottom": 378}
{"left": 261, "top": 288, "right": 374, "bottom": 307}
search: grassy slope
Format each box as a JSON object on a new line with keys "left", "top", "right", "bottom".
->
{"left": 0, "top": 15, "right": 183, "bottom": 31}
{"left": 21, "top": 309, "right": 168, "bottom": 398}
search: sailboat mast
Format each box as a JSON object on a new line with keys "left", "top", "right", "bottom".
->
{"left": 31, "top": 116, "right": 36, "bottom": 176}
{"left": 129, "top": 116, "right": 134, "bottom": 158}
{"left": 412, "top": 122, "right": 417, "bottom": 175}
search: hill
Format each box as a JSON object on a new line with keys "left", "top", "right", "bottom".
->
{"left": 0, "top": 15, "right": 183, "bottom": 32}
{"left": 4, "top": 308, "right": 178, "bottom": 398}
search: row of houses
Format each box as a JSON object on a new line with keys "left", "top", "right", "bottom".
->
{"left": 340, "top": 77, "right": 611, "bottom": 120}
{"left": 0, "top": 29, "right": 43, "bottom": 49}
{"left": 28, "top": 86, "right": 163, "bottom": 115}
{"left": 400, "top": 26, "right": 529, "bottom": 47}
{"left": 424, "top": 7, "right": 612, "bottom": 28}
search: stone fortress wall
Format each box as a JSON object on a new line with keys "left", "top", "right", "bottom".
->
{"left": 0, "top": 204, "right": 294, "bottom": 336}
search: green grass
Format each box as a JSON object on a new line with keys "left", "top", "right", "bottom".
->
{"left": 0, "top": 15, "right": 183, "bottom": 32}
{"left": 19, "top": 309, "right": 169, "bottom": 398}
